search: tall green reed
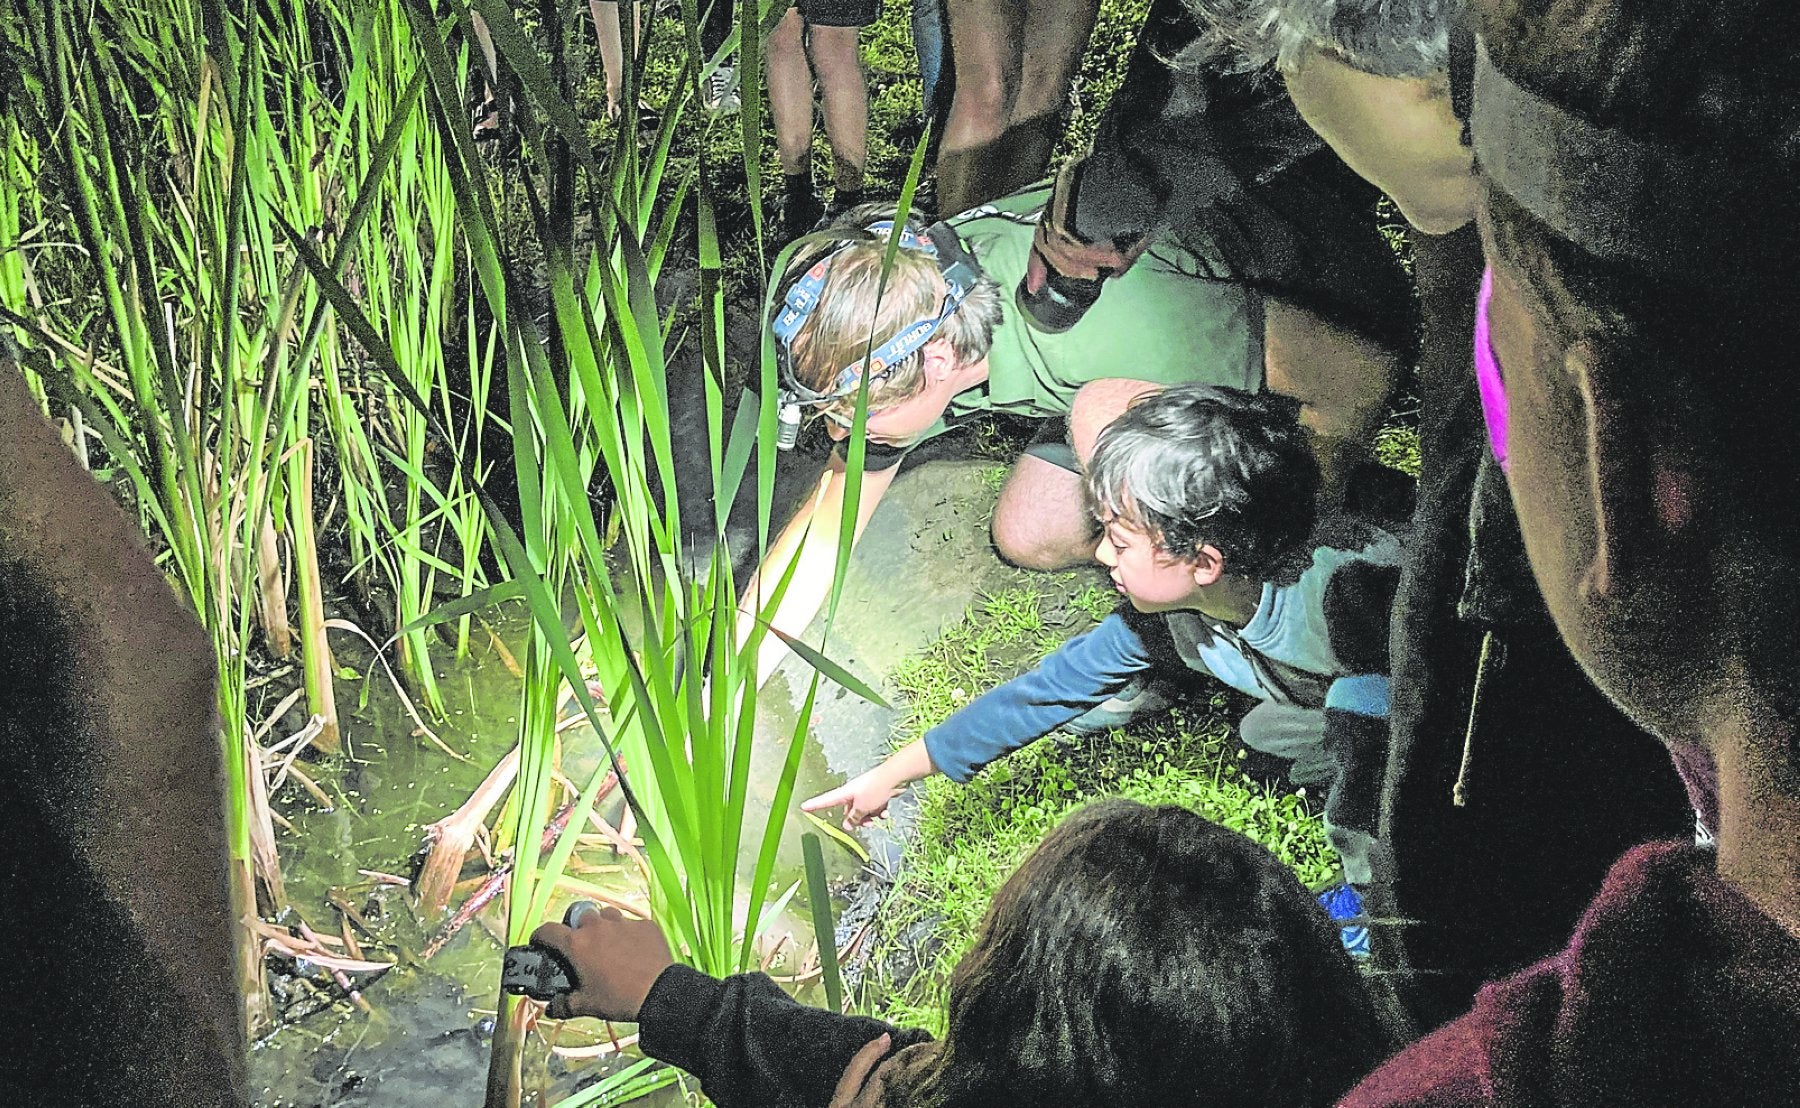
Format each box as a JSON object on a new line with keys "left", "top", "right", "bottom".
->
{"left": 304, "top": 0, "right": 494, "bottom": 711}
{"left": 281, "top": 0, "right": 897, "bottom": 1099}
{"left": 0, "top": 0, "right": 495, "bottom": 1034}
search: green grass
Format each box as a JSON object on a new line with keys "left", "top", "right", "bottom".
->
{"left": 861, "top": 575, "right": 1336, "bottom": 1036}
{"left": 1375, "top": 424, "right": 1422, "bottom": 478}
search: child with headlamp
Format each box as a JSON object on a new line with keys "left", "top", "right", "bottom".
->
{"left": 745, "top": 181, "right": 1406, "bottom": 688}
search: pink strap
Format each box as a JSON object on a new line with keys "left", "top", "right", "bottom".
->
{"left": 1474, "top": 267, "right": 1510, "bottom": 472}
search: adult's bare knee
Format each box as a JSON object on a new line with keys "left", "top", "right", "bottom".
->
{"left": 808, "top": 29, "right": 862, "bottom": 84}
{"left": 943, "top": 42, "right": 1018, "bottom": 139}
{"left": 768, "top": 12, "right": 805, "bottom": 56}
{"left": 992, "top": 508, "right": 1088, "bottom": 570}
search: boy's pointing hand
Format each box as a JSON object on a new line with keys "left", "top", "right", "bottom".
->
{"left": 802, "top": 768, "right": 902, "bottom": 831}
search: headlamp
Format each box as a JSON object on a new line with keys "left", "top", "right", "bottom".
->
{"left": 769, "top": 219, "right": 983, "bottom": 450}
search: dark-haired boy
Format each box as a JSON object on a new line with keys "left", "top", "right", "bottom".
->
{"left": 804, "top": 384, "right": 1399, "bottom": 887}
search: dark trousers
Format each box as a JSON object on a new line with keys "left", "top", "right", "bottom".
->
{"left": 1371, "top": 225, "right": 1694, "bottom": 1032}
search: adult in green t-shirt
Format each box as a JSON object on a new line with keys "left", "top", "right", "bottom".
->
{"left": 743, "top": 179, "right": 1404, "bottom": 686}
{"left": 909, "top": 183, "right": 1266, "bottom": 447}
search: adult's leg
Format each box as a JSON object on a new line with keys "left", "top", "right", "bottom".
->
{"left": 807, "top": 24, "right": 868, "bottom": 197}
{"left": 766, "top": 9, "right": 816, "bottom": 177}
{"left": 991, "top": 451, "right": 1094, "bottom": 569}
{"left": 938, "top": 0, "right": 1096, "bottom": 212}
{"left": 588, "top": 0, "right": 625, "bottom": 115}
{"left": 936, "top": 0, "right": 1026, "bottom": 213}
{"left": 1003, "top": 0, "right": 1099, "bottom": 181}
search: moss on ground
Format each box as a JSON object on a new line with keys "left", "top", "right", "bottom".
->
{"left": 858, "top": 572, "right": 1338, "bottom": 1036}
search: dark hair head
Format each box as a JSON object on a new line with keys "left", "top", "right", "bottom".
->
{"left": 1181, "top": 0, "right": 1462, "bottom": 78}
{"left": 1473, "top": 0, "right": 1800, "bottom": 736}
{"left": 897, "top": 799, "right": 1395, "bottom": 1108}
{"left": 1085, "top": 385, "right": 1320, "bottom": 586}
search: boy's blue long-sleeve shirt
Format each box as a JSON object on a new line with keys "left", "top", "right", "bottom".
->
{"left": 924, "top": 531, "right": 1402, "bottom": 783}
{"left": 924, "top": 611, "right": 1157, "bottom": 782}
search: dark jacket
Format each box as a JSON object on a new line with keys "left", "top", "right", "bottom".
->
{"left": 1345, "top": 842, "right": 1800, "bottom": 1107}
{"left": 636, "top": 964, "right": 927, "bottom": 1108}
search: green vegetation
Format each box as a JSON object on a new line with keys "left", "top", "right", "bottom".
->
{"left": 1, "top": 0, "right": 890, "bottom": 1100}
{"left": 2, "top": 0, "right": 1382, "bottom": 1099}
{"left": 0, "top": 0, "right": 494, "bottom": 1031}
{"left": 863, "top": 578, "right": 1337, "bottom": 1036}
{"left": 1375, "top": 423, "right": 1423, "bottom": 477}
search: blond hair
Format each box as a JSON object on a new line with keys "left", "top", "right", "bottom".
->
{"left": 779, "top": 212, "right": 1004, "bottom": 414}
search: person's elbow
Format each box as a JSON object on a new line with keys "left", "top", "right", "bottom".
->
{"left": 1070, "top": 379, "right": 1163, "bottom": 466}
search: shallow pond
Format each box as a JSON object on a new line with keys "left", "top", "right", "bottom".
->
{"left": 250, "top": 458, "right": 1025, "bottom": 1107}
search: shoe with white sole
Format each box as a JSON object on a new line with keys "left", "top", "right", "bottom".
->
{"left": 702, "top": 64, "right": 741, "bottom": 115}
{"left": 1066, "top": 676, "right": 1173, "bottom": 735}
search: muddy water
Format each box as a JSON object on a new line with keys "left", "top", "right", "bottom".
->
{"left": 254, "top": 458, "right": 1031, "bottom": 1107}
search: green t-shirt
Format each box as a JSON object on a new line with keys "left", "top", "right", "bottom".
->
{"left": 911, "top": 182, "right": 1265, "bottom": 449}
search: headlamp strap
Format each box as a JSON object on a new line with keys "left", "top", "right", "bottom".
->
{"left": 772, "top": 220, "right": 981, "bottom": 400}
{"left": 1471, "top": 37, "right": 1771, "bottom": 267}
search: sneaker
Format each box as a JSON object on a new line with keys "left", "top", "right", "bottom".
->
{"left": 1065, "top": 676, "right": 1173, "bottom": 735}
{"left": 1318, "top": 882, "right": 1371, "bottom": 959}
{"left": 702, "top": 64, "right": 741, "bottom": 115}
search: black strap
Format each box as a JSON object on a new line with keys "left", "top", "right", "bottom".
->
{"left": 1448, "top": 22, "right": 1476, "bottom": 148}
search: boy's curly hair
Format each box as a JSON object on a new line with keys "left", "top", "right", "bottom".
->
{"left": 1085, "top": 384, "right": 1319, "bottom": 587}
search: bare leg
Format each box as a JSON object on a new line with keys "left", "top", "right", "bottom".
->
{"left": 588, "top": 0, "right": 625, "bottom": 115}
{"left": 991, "top": 453, "right": 1096, "bottom": 569}
{"left": 937, "top": 0, "right": 1026, "bottom": 213}
{"left": 767, "top": 9, "right": 816, "bottom": 176}
{"left": 937, "top": 0, "right": 1099, "bottom": 212}
{"left": 1014, "top": 0, "right": 1098, "bottom": 124}
{"left": 808, "top": 24, "right": 868, "bottom": 194}
{"left": 999, "top": 0, "right": 1100, "bottom": 187}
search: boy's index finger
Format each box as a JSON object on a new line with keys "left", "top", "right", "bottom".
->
{"left": 800, "top": 786, "right": 847, "bottom": 812}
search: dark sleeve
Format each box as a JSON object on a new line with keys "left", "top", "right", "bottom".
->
{"left": 636, "top": 965, "right": 931, "bottom": 1108}
{"left": 833, "top": 437, "right": 910, "bottom": 473}
{"left": 1323, "top": 674, "right": 1391, "bottom": 837}
{"left": 923, "top": 610, "right": 1155, "bottom": 782}
{"left": 1323, "top": 557, "right": 1401, "bottom": 676}
{"left": 1077, "top": 0, "right": 1320, "bottom": 246}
